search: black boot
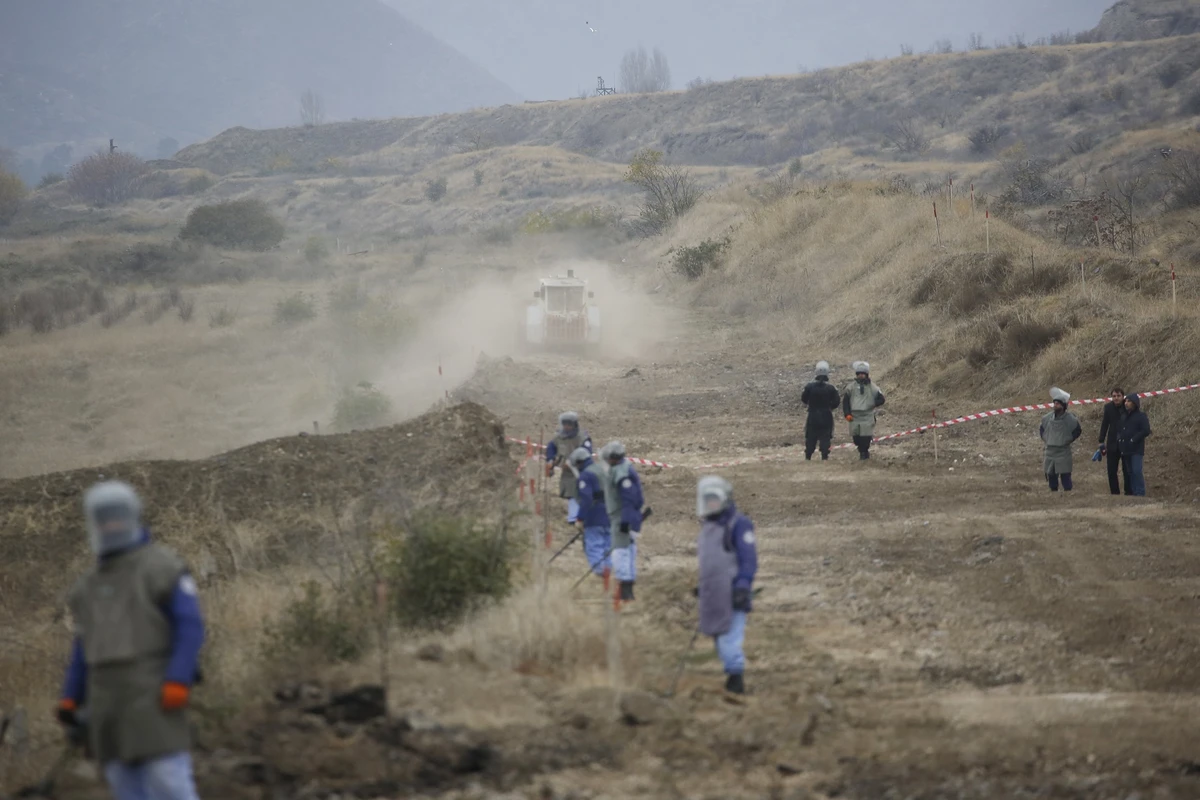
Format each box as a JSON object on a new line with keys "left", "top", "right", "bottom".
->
{"left": 821, "top": 454, "right": 829, "bottom": 461}
{"left": 619, "top": 581, "right": 634, "bottom": 601}
{"left": 724, "top": 673, "right": 744, "bottom": 694}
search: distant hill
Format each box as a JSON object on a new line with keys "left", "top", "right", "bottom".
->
{"left": 1088, "top": 0, "right": 1200, "bottom": 41}
{"left": 0, "top": 0, "right": 520, "bottom": 155}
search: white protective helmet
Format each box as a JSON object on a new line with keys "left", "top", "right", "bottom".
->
{"left": 568, "top": 446, "right": 592, "bottom": 468}
{"left": 558, "top": 411, "right": 580, "bottom": 435}
{"left": 697, "top": 475, "right": 733, "bottom": 519}
{"left": 84, "top": 480, "right": 143, "bottom": 555}
{"left": 600, "top": 440, "right": 626, "bottom": 461}
{"left": 1050, "top": 387, "right": 1071, "bottom": 404}
{"left": 852, "top": 361, "right": 870, "bottom": 375}
{"left": 815, "top": 360, "right": 830, "bottom": 378}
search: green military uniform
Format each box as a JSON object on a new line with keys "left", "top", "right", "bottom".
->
{"left": 844, "top": 379, "right": 885, "bottom": 438}
{"left": 1040, "top": 410, "right": 1081, "bottom": 476}
{"left": 67, "top": 543, "right": 191, "bottom": 764}
{"left": 604, "top": 459, "right": 635, "bottom": 549}
{"left": 551, "top": 430, "right": 587, "bottom": 499}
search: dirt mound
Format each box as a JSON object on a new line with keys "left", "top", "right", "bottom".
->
{"left": 453, "top": 353, "right": 551, "bottom": 413}
{"left": 0, "top": 402, "right": 512, "bottom": 613}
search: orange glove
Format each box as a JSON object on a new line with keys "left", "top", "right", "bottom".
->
{"left": 845, "top": 415, "right": 854, "bottom": 422}
{"left": 56, "top": 698, "right": 78, "bottom": 726}
{"left": 160, "top": 682, "right": 190, "bottom": 711}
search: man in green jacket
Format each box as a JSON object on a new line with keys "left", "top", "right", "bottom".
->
{"left": 842, "top": 361, "right": 885, "bottom": 460}
{"left": 58, "top": 481, "right": 205, "bottom": 800}
{"left": 1039, "top": 387, "right": 1083, "bottom": 492}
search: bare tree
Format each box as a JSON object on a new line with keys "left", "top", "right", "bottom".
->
{"left": 967, "top": 125, "right": 1008, "bottom": 155}
{"left": 1161, "top": 149, "right": 1200, "bottom": 210}
{"left": 883, "top": 115, "right": 930, "bottom": 154}
{"left": 932, "top": 39, "right": 954, "bottom": 55}
{"left": 968, "top": 32, "right": 986, "bottom": 51}
{"left": 300, "top": 89, "right": 325, "bottom": 127}
{"left": 619, "top": 46, "right": 671, "bottom": 94}
{"left": 900, "top": 44, "right": 914, "bottom": 56}
{"left": 624, "top": 149, "right": 701, "bottom": 236}
{"left": 1104, "top": 171, "right": 1150, "bottom": 254}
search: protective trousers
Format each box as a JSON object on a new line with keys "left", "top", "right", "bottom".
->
{"left": 1047, "top": 467, "right": 1073, "bottom": 492}
{"left": 714, "top": 611, "right": 747, "bottom": 675}
{"left": 805, "top": 431, "right": 831, "bottom": 460}
{"left": 611, "top": 541, "right": 637, "bottom": 582}
{"left": 582, "top": 526, "right": 611, "bottom": 575}
{"left": 852, "top": 435, "right": 872, "bottom": 459}
{"left": 104, "top": 751, "right": 200, "bottom": 800}
{"left": 566, "top": 498, "right": 580, "bottom": 524}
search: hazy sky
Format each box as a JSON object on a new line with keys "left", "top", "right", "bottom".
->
{"left": 387, "top": 0, "right": 1116, "bottom": 100}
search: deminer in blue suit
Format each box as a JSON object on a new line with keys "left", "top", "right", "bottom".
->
{"left": 544, "top": 411, "right": 593, "bottom": 525}
{"left": 601, "top": 440, "right": 645, "bottom": 602}
{"left": 58, "top": 481, "right": 206, "bottom": 800}
{"left": 568, "top": 446, "right": 611, "bottom": 578}
{"left": 695, "top": 475, "right": 758, "bottom": 695}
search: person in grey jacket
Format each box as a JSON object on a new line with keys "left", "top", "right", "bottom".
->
{"left": 1039, "top": 387, "right": 1082, "bottom": 492}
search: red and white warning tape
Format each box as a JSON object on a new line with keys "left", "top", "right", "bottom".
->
{"left": 506, "top": 382, "right": 1199, "bottom": 471}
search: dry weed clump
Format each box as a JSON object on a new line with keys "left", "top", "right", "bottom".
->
{"left": 100, "top": 290, "right": 140, "bottom": 328}
{"left": 0, "top": 169, "right": 27, "bottom": 226}
{"left": 6, "top": 279, "right": 109, "bottom": 334}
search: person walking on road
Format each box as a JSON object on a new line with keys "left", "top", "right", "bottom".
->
{"left": 1098, "top": 387, "right": 1129, "bottom": 495}
{"left": 1040, "top": 388, "right": 1082, "bottom": 492}
{"left": 1117, "top": 393, "right": 1152, "bottom": 497}
{"left": 695, "top": 476, "right": 758, "bottom": 695}
{"left": 58, "top": 481, "right": 206, "bottom": 800}
{"left": 601, "top": 441, "right": 645, "bottom": 602}
{"left": 842, "top": 361, "right": 885, "bottom": 460}
{"left": 545, "top": 411, "right": 593, "bottom": 525}
{"left": 801, "top": 361, "right": 841, "bottom": 461}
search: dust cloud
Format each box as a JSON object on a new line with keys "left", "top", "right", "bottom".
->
{"left": 371, "top": 258, "right": 680, "bottom": 420}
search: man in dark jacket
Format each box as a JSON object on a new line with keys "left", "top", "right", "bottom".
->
{"left": 1097, "top": 387, "right": 1128, "bottom": 495}
{"left": 1117, "top": 393, "right": 1152, "bottom": 497}
{"left": 59, "top": 481, "right": 205, "bottom": 800}
{"left": 800, "top": 360, "right": 841, "bottom": 461}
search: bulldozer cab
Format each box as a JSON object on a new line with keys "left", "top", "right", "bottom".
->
{"left": 524, "top": 269, "right": 601, "bottom": 348}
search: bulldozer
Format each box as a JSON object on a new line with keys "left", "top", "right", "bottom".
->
{"left": 522, "top": 269, "right": 601, "bottom": 351}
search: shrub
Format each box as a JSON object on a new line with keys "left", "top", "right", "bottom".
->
{"left": 671, "top": 236, "right": 731, "bottom": 280}
{"left": 996, "top": 145, "right": 1070, "bottom": 207}
{"left": 1158, "top": 62, "right": 1188, "bottom": 89}
{"left": 479, "top": 225, "right": 514, "bottom": 244}
{"left": 303, "top": 235, "right": 328, "bottom": 265}
{"left": 177, "top": 297, "right": 195, "bottom": 322}
{"left": 1064, "top": 95, "right": 1089, "bottom": 116}
{"left": 0, "top": 170, "right": 26, "bottom": 226}
{"left": 67, "top": 151, "right": 148, "bottom": 206}
{"left": 624, "top": 149, "right": 702, "bottom": 237}
{"left": 262, "top": 580, "right": 369, "bottom": 665}
{"left": 38, "top": 173, "right": 64, "bottom": 189}
{"left": 1068, "top": 132, "right": 1098, "bottom": 155}
{"left": 424, "top": 176, "right": 448, "bottom": 202}
{"left": 882, "top": 115, "right": 930, "bottom": 154}
{"left": 184, "top": 174, "right": 213, "bottom": 195}
{"left": 179, "top": 198, "right": 285, "bottom": 250}
{"left": 382, "top": 512, "right": 515, "bottom": 629}
{"left": 328, "top": 279, "right": 368, "bottom": 317}
{"left": 967, "top": 125, "right": 1008, "bottom": 155}
{"left": 333, "top": 381, "right": 392, "bottom": 430}
{"left": 100, "top": 291, "right": 139, "bottom": 328}
{"left": 519, "top": 206, "right": 621, "bottom": 234}
{"left": 274, "top": 292, "right": 317, "bottom": 325}
{"left": 340, "top": 299, "right": 416, "bottom": 353}
{"left": 1162, "top": 149, "right": 1200, "bottom": 210}
{"left": 208, "top": 305, "right": 237, "bottom": 328}
{"left": 473, "top": 168, "right": 484, "bottom": 187}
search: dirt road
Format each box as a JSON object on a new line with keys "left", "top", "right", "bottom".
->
{"left": 456, "top": 318, "right": 1200, "bottom": 798}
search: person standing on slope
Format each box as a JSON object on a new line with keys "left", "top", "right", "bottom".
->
{"left": 1097, "top": 387, "right": 1129, "bottom": 495}
{"left": 601, "top": 440, "right": 645, "bottom": 602}
{"left": 801, "top": 360, "right": 841, "bottom": 461}
{"left": 569, "top": 446, "right": 612, "bottom": 579}
{"left": 1117, "top": 392, "right": 1152, "bottom": 497}
{"left": 842, "top": 361, "right": 885, "bottom": 460}
{"left": 544, "top": 411, "right": 592, "bottom": 525}
{"left": 695, "top": 476, "right": 757, "bottom": 695}
{"left": 1040, "top": 387, "right": 1082, "bottom": 492}
{"left": 58, "top": 481, "right": 206, "bottom": 800}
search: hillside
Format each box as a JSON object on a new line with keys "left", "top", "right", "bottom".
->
{"left": 0, "top": 0, "right": 519, "bottom": 156}
{"left": 173, "top": 34, "right": 1200, "bottom": 181}
{"left": 1090, "top": 0, "right": 1200, "bottom": 41}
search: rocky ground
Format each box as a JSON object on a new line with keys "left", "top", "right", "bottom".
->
{"left": 9, "top": 313, "right": 1200, "bottom": 799}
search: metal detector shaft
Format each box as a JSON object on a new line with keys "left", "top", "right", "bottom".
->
{"left": 569, "top": 507, "right": 653, "bottom": 589}
{"left": 663, "top": 628, "right": 702, "bottom": 698}
{"left": 547, "top": 528, "right": 584, "bottom": 564}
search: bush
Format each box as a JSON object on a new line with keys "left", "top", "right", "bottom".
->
{"left": 0, "top": 170, "right": 26, "bottom": 226}
{"left": 1182, "top": 90, "right": 1200, "bottom": 117}
{"left": 996, "top": 145, "right": 1070, "bottom": 207}
{"left": 624, "top": 149, "right": 702, "bottom": 237}
{"left": 382, "top": 512, "right": 515, "bottom": 629}
{"left": 179, "top": 198, "right": 285, "bottom": 250}
{"left": 473, "top": 168, "right": 484, "bottom": 187}
{"left": 1163, "top": 149, "right": 1200, "bottom": 210}
{"left": 274, "top": 292, "right": 317, "bottom": 325}
{"left": 1068, "top": 132, "right": 1098, "bottom": 155}
{"left": 671, "top": 236, "right": 731, "bottom": 280}
{"left": 1158, "top": 62, "right": 1188, "bottom": 89}
{"left": 424, "top": 176, "right": 448, "bottom": 202}
{"left": 882, "top": 115, "right": 930, "bottom": 154}
{"left": 303, "top": 235, "right": 329, "bottom": 265}
{"left": 184, "top": 174, "right": 213, "bottom": 195}
{"left": 967, "top": 125, "right": 1008, "bottom": 155}
{"left": 328, "top": 279, "right": 368, "bottom": 317}
{"left": 38, "top": 173, "right": 64, "bottom": 189}
{"left": 67, "top": 151, "right": 148, "bottom": 206}
{"left": 333, "top": 381, "right": 392, "bottom": 430}
{"left": 519, "top": 206, "right": 621, "bottom": 234}
{"left": 208, "top": 305, "right": 237, "bottom": 328}
{"left": 262, "top": 580, "right": 369, "bottom": 665}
